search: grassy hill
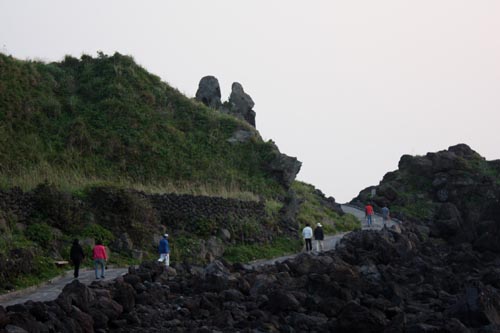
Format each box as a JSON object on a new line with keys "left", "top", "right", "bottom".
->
{"left": 0, "top": 52, "right": 360, "bottom": 292}
{"left": 0, "top": 52, "right": 282, "bottom": 198}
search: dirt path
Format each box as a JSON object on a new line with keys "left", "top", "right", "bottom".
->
{"left": 249, "top": 205, "right": 400, "bottom": 268}
{"left": 0, "top": 267, "right": 128, "bottom": 307}
{"left": 0, "top": 205, "right": 399, "bottom": 306}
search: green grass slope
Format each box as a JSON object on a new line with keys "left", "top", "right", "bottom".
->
{"left": 0, "top": 52, "right": 281, "bottom": 198}
{"left": 0, "top": 52, "right": 362, "bottom": 292}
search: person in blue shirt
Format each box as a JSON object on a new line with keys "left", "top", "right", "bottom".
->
{"left": 158, "top": 233, "right": 170, "bottom": 268}
{"left": 381, "top": 206, "right": 391, "bottom": 227}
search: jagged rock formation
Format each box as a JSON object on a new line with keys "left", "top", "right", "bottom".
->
{"left": 194, "top": 76, "right": 301, "bottom": 188}
{"left": 225, "top": 82, "right": 256, "bottom": 127}
{"left": 195, "top": 76, "right": 221, "bottom": 109}
{"left": 2, "top": 225, "right": 500, "bottom": 331}
{"left": 351, "top": 143, "right": 500, "bottom": 254}
{"left": 266, "top": 141, "right": 302, "bottom": 188}
{"left": 268, "top": 153, "right": 302, "bottom": 188}
{"left": 195, "top": 77, "right": 256, "bottom": 128}
{"left": 3, "top": 144, "right": 500, "bottom": 331}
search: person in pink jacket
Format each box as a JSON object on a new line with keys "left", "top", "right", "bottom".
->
{"left": 93, "top": 240, "right": 108, "bottom": 279}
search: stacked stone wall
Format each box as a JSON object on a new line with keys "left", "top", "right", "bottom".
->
{"left": 0, "top": 188, "right": 34, "bottom": 224}
{"left": 0, "top": 186, "right": 266, "bottom": 234}
{"left": 148, "top": 193, "right": 266, "bottom": 230}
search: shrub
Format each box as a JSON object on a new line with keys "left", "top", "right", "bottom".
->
{"left": 25, "top": 223, "right": 53, "bottom": 246}
{"left": 81, "top": 223, "right": 115, "bottom": 245}
{"left": 223, "top": 237, "right": 301, "bottom": 263}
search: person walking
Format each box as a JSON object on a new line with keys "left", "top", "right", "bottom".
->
{"left": 313, "top": 223, "right": 324, "bottom": 252}
{"left": 365, "top": 203, "right": 374, "bottom": 228}
{"left": 70, "top": 239, "right": 85, "bottom": 278}
{"left": 381, "top": 205, "right": 391, "bottom": 227}
{"left": 302, "top": 223, "right": 313, "bottom": 252}
{"left": 158, "top": 233, "right": 170, "bottom": 268}
{"left": 92, "top": 240, "right": 108, "bottom": 279}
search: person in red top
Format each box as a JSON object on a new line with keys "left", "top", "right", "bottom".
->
{"left": 93, "top": 240, "right": 108, "bottom": 279}
{"left": 365, "top": 204, "right": 374, "bottom": 228}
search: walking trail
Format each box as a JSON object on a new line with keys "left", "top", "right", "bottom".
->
{"left": 0, "top": 205, "right": 398, "bottom": 307}
{"left": 250, "top": 204, "right": 399, "bottom": 268}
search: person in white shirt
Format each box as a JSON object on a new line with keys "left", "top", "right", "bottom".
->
{"left": 302, "top": 223, "right": 313, "bottom": 252}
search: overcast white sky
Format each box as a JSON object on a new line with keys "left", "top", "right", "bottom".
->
{"left": 1, "top": 1, "right": 499, "bottom": 202}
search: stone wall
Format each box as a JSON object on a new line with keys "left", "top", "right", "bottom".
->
{"left": 149, "top": 192, "right": 266, "bottom": 231}
{"left": 0, "top": 185, "right": 267, "bottom": 243}
{"left": 0, "top": 188, "right": 34, "bottom": 225}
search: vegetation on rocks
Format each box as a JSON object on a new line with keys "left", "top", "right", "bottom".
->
{"left": 293, "top": 181, "right": 360, "bottom": 233}
{"left": 351, "top": 143, "right": 500, "bottom": 251}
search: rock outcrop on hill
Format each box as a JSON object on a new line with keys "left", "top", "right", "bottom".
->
{"left": 225, "top": 82, "right": 256, "bottom": 127}
{"left": 195, "top": 76, "right": 301, "bottom": 189}
{"left": 351, "top": 144, "right": 500, "bottom": 254}
{"left": 195, "top": 77, "right": 256, "bottom": 127}
{"left": 195, "top": 76, "right": 222, "bottom": 109}
{"left": 266, "top": 141, "right": 302, "bottom": 189}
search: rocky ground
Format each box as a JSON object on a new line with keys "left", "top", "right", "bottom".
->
{"left": 2, "top": 144, "right": 500, "bottom": 332}
{"left": 1, "top": 220, "right": 499, "bottom": 332}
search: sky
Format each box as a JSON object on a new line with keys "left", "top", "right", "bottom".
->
{"left": 1, "top": 1, "right": 499, "bottom": 202}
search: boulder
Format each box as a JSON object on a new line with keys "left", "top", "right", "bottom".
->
{"left": 433, "top": 203, "right": 463, "bottom": 238}
{"left": 446, "top": 286, "right": 500, "bottom": 327}
{"left": 265, "top": 144, "right": 302, "bottom": 188}
{"left": 195, "top": 76, "right": 221, "bottom": 109}
{"left": 200, "top": 237, "right": 225, "bottom": 262}
{"left": 398, "top": 155, "right": 433, "bottom": 176}
{"left": 56, "top": 279, "right": 94, "bottom": 313}
{"left": 448, "top": 144, "right": 477, "bottom": 159}
{"left": 70, "top": 306, "right": 94, "bottom": 333}
{"left": 112, "top": 280, "right": 136, "bottom": 313}
{"left": 268, "top": 290, "right": 301, "bottom": 313}
{"left": 337, "top": 301, "right": 387, "bottom": 332}
{"left": 427, "top": 150, "right": 468, "bottom": 172}
{"left": 226, "top": 82, "right": 256, "bottom": 127}
{"left": 110, "top": 233, "right": 134, "bottom": 254}
{"left": 201, "top": 260, "right": 231, "bottom": 291}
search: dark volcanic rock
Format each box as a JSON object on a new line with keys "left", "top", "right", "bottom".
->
{"left": 227, "top": 82, "right": 256, "bottom": 127}
{"left": 195, "top": 75, "right": 221, "bottom": 109}
{"left": 3, "top": 143, "right": 500, "bottom": 332}
{"left": 264, "top": 142, "right": 302, "bottom": 188}
{"left": 337, "top": 301, "right": 387, "bottom": 332}
{"left": 351, "top": 144, "right": 500, "bottom": 254}
{"left": 3, "top": 230, "right": 500, "bottom": 332}
{"left": 56, "top": 279, "right": 94, "bottom": 313}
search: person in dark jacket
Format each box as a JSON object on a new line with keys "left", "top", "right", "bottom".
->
{"left": 70, "top": 239, "right": 85, "bottom": 278}
{"left": 158, "top": 233, "right": 170, "bottom": 268}
{"left": 314, "top": 223, "right": 324, "bottom": 252}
